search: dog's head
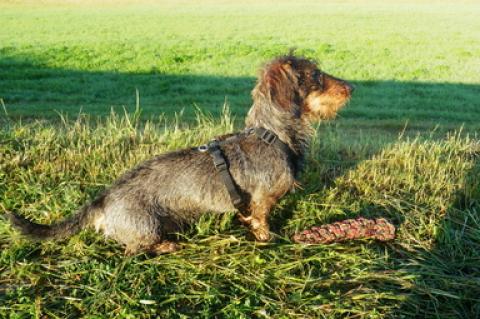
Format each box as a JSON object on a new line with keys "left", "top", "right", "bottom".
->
{"left": 253, "top": 55, "right": 353, "bottom": 121}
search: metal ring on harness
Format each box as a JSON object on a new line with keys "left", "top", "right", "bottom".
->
{"left": 198, "top": 144, "right": 209, "bottom": 152}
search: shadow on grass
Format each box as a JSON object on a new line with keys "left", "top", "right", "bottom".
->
{"left": 1, "top": 53, "right": 480, "bottom": 132}
{"left": 399, "top": 158, "right": 480, "bottom": 318}
{"left": 0, "top": 54, "right": 255, "bottom": 121}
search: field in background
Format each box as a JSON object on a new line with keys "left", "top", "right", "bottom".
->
{"left": 1, "top": 1, "right": 480, "bottom": 131}
{"left": 1, "top": 1, "right": 480, "bottom": 318}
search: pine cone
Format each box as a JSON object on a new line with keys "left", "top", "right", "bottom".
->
{"left": 292, "top": 217, "right": 395, "bottom": 244}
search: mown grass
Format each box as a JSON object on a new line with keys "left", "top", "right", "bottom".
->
{"left": 1, "top": 1, "right": 480, "bottom": 131}
{"left": 1, "top": 108, "right": 480, "bottom": 318}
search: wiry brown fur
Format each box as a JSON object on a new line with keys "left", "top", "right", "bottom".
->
{"left": 7, "top": 55, "right": 353, "bottom": 255}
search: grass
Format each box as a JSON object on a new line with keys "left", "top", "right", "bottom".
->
{"left": 1, "top": 109, "right": 480, "bottom": 318}
{"left": 1, "top": 1, "right": 480, "bottom": 131}
{"left": 1, "top": 0, "right": 480, "bottom": 318}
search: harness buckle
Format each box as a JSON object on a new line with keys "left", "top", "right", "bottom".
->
{"left": 214, "top": 160, "right": 227, "bottom": 171}
{"left": 260, "top": 130, "right": 277, "bottom": 145}
{"left": 211, "top": 149, "right": 228, "bottom": 171}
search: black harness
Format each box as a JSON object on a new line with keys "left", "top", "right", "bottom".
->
{"left": 197, "top": 127, "right": 293, "bottom": 212}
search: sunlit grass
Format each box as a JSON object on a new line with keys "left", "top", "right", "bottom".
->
{"left": 1, "top": 108, "right": 479, "bottom": 318}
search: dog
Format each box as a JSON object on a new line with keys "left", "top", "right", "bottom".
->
{"left": 7, "top": 55, "right": 353, "bottom": 255}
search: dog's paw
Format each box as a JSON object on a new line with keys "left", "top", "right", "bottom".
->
{"left": 150, "top": 241, "right": 181, "bottom": 255}
{"left": 252, "top": 227, "right": 271, "bottom": 242}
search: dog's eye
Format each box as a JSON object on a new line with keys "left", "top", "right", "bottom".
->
{"left": 317, "top": 72, "right": 324, "bottom": 88}
{"left": 312, "top": 71, "right": 324, "bottom": 89}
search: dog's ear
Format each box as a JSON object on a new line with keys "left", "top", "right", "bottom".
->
{"left": 258, "top": 61, "right": 299, "bottom": 111}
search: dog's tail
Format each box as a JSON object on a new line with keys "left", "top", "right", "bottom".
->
{"left": 5, "top": 198, "right": 104, "bottom": 240}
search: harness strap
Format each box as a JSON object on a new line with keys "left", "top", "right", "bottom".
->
{"left": 207, "top": 145, "right": 245, "bottom": 211}
{"left": 199, "top": 127, "right": 293, "bottom": 212}
{"left": 252, "top": 127, "right": 293, "bottom": 156}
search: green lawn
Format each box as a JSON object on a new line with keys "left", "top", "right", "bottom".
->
{"left": 1, "top": 1, "right": 479, "bottom": 130}
{"left": 1, "top": 1, "right": 480, "bottom": 318}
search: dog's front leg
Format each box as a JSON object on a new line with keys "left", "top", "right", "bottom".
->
{"left": 238, "top": 201, "right": 272, "bottom": 242}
